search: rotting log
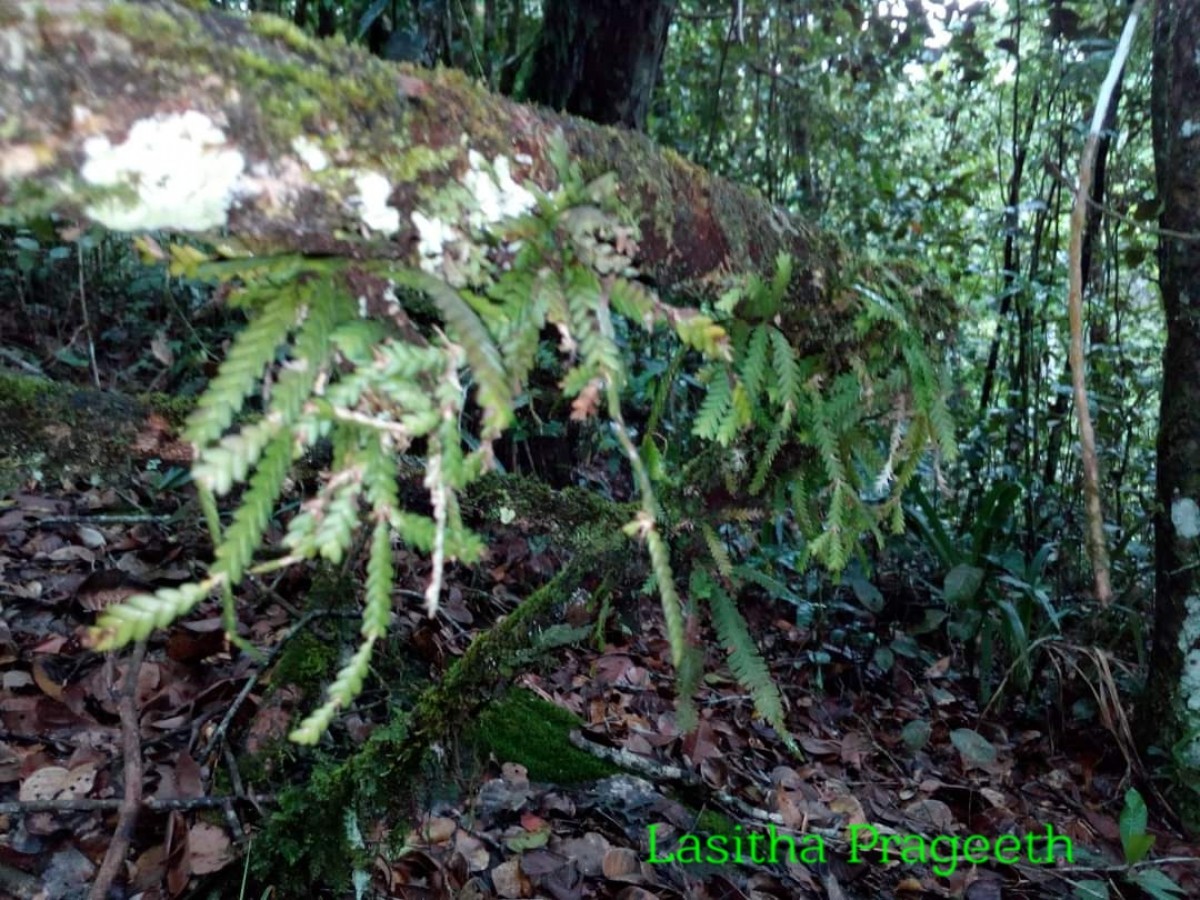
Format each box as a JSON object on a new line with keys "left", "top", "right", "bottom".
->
{"left": 0, "top": 372, "right": 635, "bottom": 542}
{"left": 0, "top": 373, "right": 191, "bottom": 494}
{"left": 0, "top": 0, "right": 882, "bottom": 347}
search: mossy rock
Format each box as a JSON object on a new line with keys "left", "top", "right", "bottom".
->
{"left": 471, "top": 689, "right": 619, "bottom": 784}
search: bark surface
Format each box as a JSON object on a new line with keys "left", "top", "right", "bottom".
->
{"left": 1150, "top": 0, "right": 1200, "bottom": 814}
{"left": 527, "top": 0, "right": 675, "bottom": 131}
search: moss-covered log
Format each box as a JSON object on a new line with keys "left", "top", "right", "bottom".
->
{"left": 0, "top": 370, "right": 637, "bottom": 529}
{"left": 0, "top": 0, "right": 868, "bottom": 342}
{"left": 0, "top": 372, "right": 192, "bottom": 493}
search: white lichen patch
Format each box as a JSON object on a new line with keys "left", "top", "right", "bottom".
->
{"left": 411, "top": 210, "right": 461, "bottom": 272}
{"left": 0, "top": 28, "right": 28, "bottom": 73}
{"left": 1180, "top": 597, "right": 1200, "bottom": 766}
{"left": 463, "top": 150, "right": 536, "bottom": 229}
{"left": 1183, "top": 120, "right": 1200, "bottom": 140}
{"left": 351, "top": 170, "right": 400, "bottom": 235}
{"left": 408, "top": 151, "right": 535, "bottom": 283}
{"left": 1183, "top": 596, "right": 1200, "bottom": 646}
{"left": 1172, "top": 497, "right": 1200, "bottom": 539}
{"left": 1184, "top": 650, "right": 1200, "bottom": 708}
{"left": 292, "top": 136, "right": 329, "bottom": 172}
{"left": 1182, "top": 654, "right": 1200, "bottom": 768}
{"left": 81, "top": 111, "right": 244, "bottom": 231}
{"left": 0, "top": 144, "right": 47, "bottom": 179}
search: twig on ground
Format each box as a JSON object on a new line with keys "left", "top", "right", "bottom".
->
{"left": 40, "top": 513, "right": 172, "bottom": 526}
{"left": 88, "top": 640, "right": 147, "bottom": 900}
{"left": 0, "top": 794, "right": 276, "bottom": 815}
{"left": 196, "top": 609, "right": 359, "bottom": 762}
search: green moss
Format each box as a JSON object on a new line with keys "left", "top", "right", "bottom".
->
{"left": 253, "top": 759, "right": 358, "bottom": 893}
{"left": 100, "top": 3, "right": 193, "bottom": 49}
{"left": 392, "top": 143, "right": 457, "bottom": 185}
{"left": 694, "top": 808, "right": 738, "bottom": 836}
{"left": 272, "top": 631, "right": 339, "bottom": 702}
{"left": 143, "top": 391, "right": 195, "bottom": 427}
{"left": 0, "top": 371, "right": 54, "bottom": 406}
{"left": 471, "top": 689, "right": 620, "bottom": 783}
{"left": 247, "top": 12, "right": 322, "bottom": 54}
{"left": 0, "top": 374, "right": 206, "bottom": 494}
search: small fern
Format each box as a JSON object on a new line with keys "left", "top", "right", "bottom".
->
{"left": 692, "top": 571, "right": 795, "bottom": 752}
{"left": 185, "top": 285, "right": 303, "bottom": 448}
{"left": 88, "top": 154, "right": 953, "bottom": 750}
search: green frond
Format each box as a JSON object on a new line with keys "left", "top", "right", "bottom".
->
{"left": 212, "top": 430, "right": 296, "bottom": 584}
{"left": 363, "top": 519, "right": 394, "bottom": 640}
{"left": 738, "top": 325, "right": 771, "bottom": 403}
{"left": 329, "top": 319, "right": 389, "bottom": 366}
{"left": 494, "top": 274, "right": 546, "bottom": 388}
{"left": 806, "top": 383, "right": 848, "bottom": 486}
{"left": 789, "top": 475, "right": 818, "bottom": 538}
{"left": 313, "top": 477, "right": 365, "bottom": 566}
{"left": 823, "top": 373, "right": 863, "bottom": 428}
{"left": 275, "top": 279, "right": 348, "bottom": 411}
{"left": 645, "top": 527, "right": 685, "bottom": 667}
{"left": 732, "top": 565, "right": 803, "bottom": 606}
{"left": 289, "top": 636, "right": 378, "bottom": 745}
{"left": 192, "top": 419, "right": 277, "bottom": 496}
{"left": 929, "top": 390, "right": 957, "bottom": 460}
{"left": 693, "top": 572, "right": 793, "bottom": 748}
{"left": 716, "top": 381, "right": 752, "bottom": 446}
{"left": 702, "top": 523, "right": 734, "bottom": 579}
{"left": 768, "top": 327, "right": 802, "bottom": 410}
{"left": 608, "top": 277, "right": 656, "bottom": 330}
{"left": 396, "top": 270, "right": 514, "bottom": 438}
{"left": 693, "top": 367, "right": 733, "bottom": 441}
{"left": 361, "top": 431, "right": 400, "bottom": 514}
{"left": 185, "top": 288, "right": 302, "bottom": 447}
{"left": 768, "top": 252, "right": 794, "bottom": 306}
{"left": 821, "top": 482, "right": 852, "bottom": 572}
{"left": 749, "top": 403, "right": 793, "bottom": 495}
{"left": 567, "top": 267, "right": 624, "bottom": 387}
{"left": 672, "top": 311, "right": 730, "bottom": 359}
{"left": 91, "top": 578, "right": 219, "bottom": 650}
{"left": 644, "top": 344, "right": 687, "bottom": 443}
{"left": 854, "top": 282, "right": 909, "bottom": 329}
{"left": 674, "top": 644, "right": 704, "bottom": 733}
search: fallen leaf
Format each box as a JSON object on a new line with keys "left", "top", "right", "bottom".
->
{"left": 187, "top": 822, "right": 233, "bottom": 875}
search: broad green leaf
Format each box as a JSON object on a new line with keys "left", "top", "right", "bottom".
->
{"left": 1072, "top": 880, "right": 1109, "bottom": 900}
{"left": 949, "top": 728, "right": 997, "bottom": 767}
{"left": 944, "top": 563, "right": 985, "bottom": 607}
{"left": 850, "top": 576, "right": 884, "bottom": 613}
{"left": 1129, "top": 868, "right": 1186, "bottom": 900}
{"left": 1119, "top": 789, "right": 1155, "bottom": 864}
{"left": 901, "top": 719, "right": 931, "bottom": 752}
{"left": 873, "top": 646, "right": 894, "bottom": 673}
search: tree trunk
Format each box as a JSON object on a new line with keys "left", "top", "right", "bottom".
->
{"left": 526, "top": 0, "right": 674, "bottom": 131}
{"left": 1149, "top": 0, "right": 1200, "bottom": 825}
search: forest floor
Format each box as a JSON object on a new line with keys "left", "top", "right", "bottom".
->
{"left": 2, "top": 462, "right": 1199, "bottom": 900}
{"left": 2, "top": 271, "right": 1199, "bottom": 900}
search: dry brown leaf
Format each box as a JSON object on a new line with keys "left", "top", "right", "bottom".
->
{"left": 453, "top": 831, "right": 491, "bottom": 872}
{"left": 19, "top": 765, "right": 70, "bottom": 801}
{"left": 409, "top": 815, "right": 457, "bottom": 846}
{"left": 491, "top": 858, "right": 529, "bottom": 898}
{"left": 601, "top": 847, "right": 641, "bottom": 880}
{"left": 187, "top": 822, "right": 233, "bottom": 875}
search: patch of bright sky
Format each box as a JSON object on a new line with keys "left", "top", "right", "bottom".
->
{"left": 891, "top": 0, "right": 1015, "bottom": 86}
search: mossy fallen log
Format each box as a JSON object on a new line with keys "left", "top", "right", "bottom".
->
{"left": 0, "top": 372, "right": 193, "bottom": 494}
